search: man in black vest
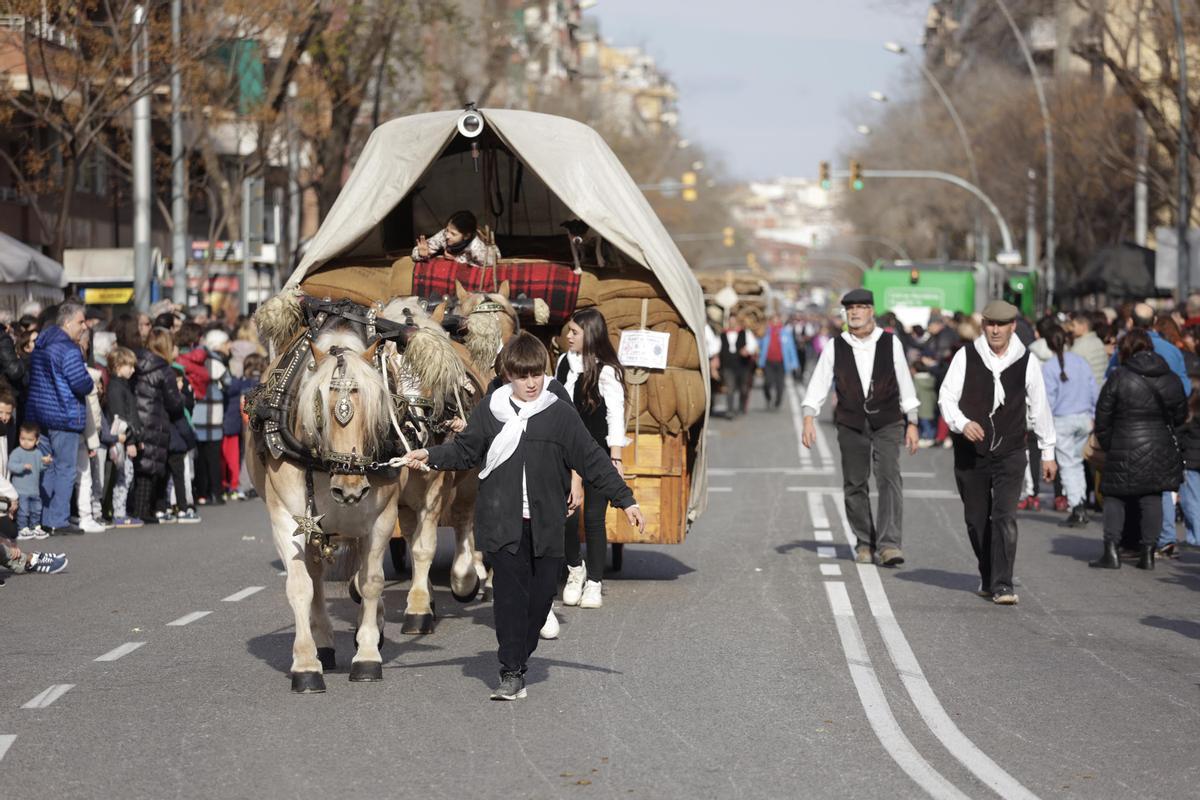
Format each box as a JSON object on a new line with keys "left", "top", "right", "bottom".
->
{"left": 801, "top": 289, "right": 920, "bottom": 566}
{"left": 938, "top": 300, "right": 1057, "bottom": 606}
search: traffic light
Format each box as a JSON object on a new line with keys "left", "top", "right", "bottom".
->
{"left": 722, "top": 226, "right": 735, "bottom": 247}
{"left": 850, "top": 160, "right": 864, "bottom": 191}
{"left": 819, "top": 161, "right": 831, "bottom": 190}
{"left": 681, "top": 171, "right": 697, "bottom": 202}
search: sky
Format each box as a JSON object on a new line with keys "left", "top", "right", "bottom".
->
{"left": 589, "top": 0, "right": 930, "bottom": 182}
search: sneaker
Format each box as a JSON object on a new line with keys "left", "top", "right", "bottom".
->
{"left": 992, "top": 590, "right": 1019, "bottom": 605}
{"left": 26, "top": 552, "right": 68, "bottom": 574}
{"left": 197, "top": 497, "right": 208, "bottom": 506}
{"left": 49, "top": 524, "right": 84, "bottom": 536}
{"left": 489, "top": 671, "right": 527, "bottom": 701}
{"left": 1016, "top": 496, "right": 1030, "bottom": 511}
{"left": 878, "top": 547, "right": 905, "bottom": 567}
{"left": 1156, "top": 543, "right": 1178, "bottom": 559}
{"left": 917, "top": 439, "right": 934, "bottom": 449}
{"left": 1030, "top": 497, "right": 1041, "bottom": 512}
{"left": 854, "top": 545, "right": 874, "bottom": 564}
{"left": 539, "top": 608, "right": 560, "bottom": 639}
{"left": 228, "top": 490, "right": 247, "bottom": 502}
{"left": 1059, "top": 505, "right": 1089, "bottom": 528}
{"left": 114, "top": 517, "right": 144, "bottom": 528}
{"left": 1054, "top": 496, "right": 1069, "bottom": 513}
{"left": 580, "top": 580, "right": 603, "bottom": 609}
{"left": 33, "top": 525, "right": 49, "bottom": 540}
{"left": 16, "top": 527, "right": 35, "bottom": 541}
{"left": 562, "top": 562, "right": 587, "bottom": 606}
{"left": 156, "top": 510, "right": 177, "bottom": 524}
{"left": 79, "top": 519, "right": 106, "bottom": 534}
{"left": 176, "top": 508, "right": 201, "bottom": 524}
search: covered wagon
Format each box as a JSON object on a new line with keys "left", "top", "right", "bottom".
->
{"left": 285, "top": 109, "right": 712, "bottom": 556}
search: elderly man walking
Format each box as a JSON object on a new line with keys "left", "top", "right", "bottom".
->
{"left": 939, "top": 300, "right": 1057, "bottom": 605}
{"left": 26, "top": 302, "right": 94, "bottom": 536}
{"left": 801, "top": 289, "right": 920, "bottom": 567}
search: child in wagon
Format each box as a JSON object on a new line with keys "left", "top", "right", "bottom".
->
{"left": 412, "top": 210, "right": 497, "bottom": 267}
{"left": 405, "top": 332, "right": 644, "bottom": 701}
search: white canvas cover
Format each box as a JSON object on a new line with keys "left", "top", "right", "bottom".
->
{"left": 288, "top": 109, "right": 711, "bottom": 520}
{"left": 0, "top": 233, "right": 66, "bottom": 288}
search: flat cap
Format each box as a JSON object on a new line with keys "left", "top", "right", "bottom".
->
{"left": 981, "top": 299, "right": 1019, "bottom": 323}
{"left": 841, "top": 288, "right": 874, "bottom": 306}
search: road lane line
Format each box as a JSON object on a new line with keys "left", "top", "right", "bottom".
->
{"left": 0, "top": 735, "right": 14, "bottom": 762}
{"left": 856, "top": 564, "right": 1042, "bottom": 800}
{"left": 807, "top": 492, "right": 830, "bottom": 529}
{"left": 167, "top": 611, "right": 212, "bottom": 627}
{"left": 819, "top": 564, "right": 842, "bottom": 577}
{"left": 823, "top": 582, "right": 970, "bottom": 800}
{"left": 813, "top": 415, "right": 833, "bottom": 464}
{"left": 814, "top": 529, "right": 833, "bottom": 542}
{"left": 817, "top": 546, "right": 837, "bottom": 558}
{"left": 222, "top": 586, "right": 264, "bottom": 602}
{"left": 22, "top": 684, "right": 74, "bottom": 709}
{"left": 708, "top": 486, "right": 733, "bottom": 493}
{"left": 95, "top": 642, "right": 145, "bottom": 662}
{"left": 788, "top": 383, "right": 815, "bottom": 469}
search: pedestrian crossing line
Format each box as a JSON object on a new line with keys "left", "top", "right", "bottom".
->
{"left": 222, "top": 586, "right": 265, "bottom": 603}
{"left": 814, "top": 529, "right": 834, "bottom": 542}
{"left": 167, "top": 611, "right": 212, "bottom": 627}
{"left": 807, "top": 492, "right": 830, "bottom": 529}
{"left": 788, "top": 382, "right": 815, "bottom": 469}
{"left": 856, "top": 564, "right": 1042, "bottom": 800}
{"left": 0, "top": 735, "right": 14, "bottom": 763}
{"left": 816, "top": 546, "right": 837, "bottom": 559}
{"left": 813, "top": 415, "right": 833, "bottom": 464}
{"left": 22, "top": 684, "right": 74, "bottom": 709}
{"left": 95, "top": 642, "right": 146, "bottom": 662}
{"left": 822, "top": 582, "right": 971, "bottom": 800}
{"left": 708, "top": 486, "right": 733, "bottom": 493}
{"left": 819, "top": 563, "right": 842, "bottom": 577}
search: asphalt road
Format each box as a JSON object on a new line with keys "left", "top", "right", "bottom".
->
{"left": 3, "top": 382, "right": 1199, "bottom": 799}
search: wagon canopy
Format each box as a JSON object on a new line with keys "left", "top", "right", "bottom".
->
{"left": 287, "top": 109, "right": 711, "bottom": 521}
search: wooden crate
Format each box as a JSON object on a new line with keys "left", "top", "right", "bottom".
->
{"left": 603, "top": 431, "right": 689, "bottom": 545}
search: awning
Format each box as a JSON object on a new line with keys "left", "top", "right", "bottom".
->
{"left": 0, "top": 233, "right": 66, "bottom": 287}
{"left": 63, "top": 248, "right": 162, "bottom": 285}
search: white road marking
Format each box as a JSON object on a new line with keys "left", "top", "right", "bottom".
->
{"left": 819, "top": 564, "right": 842, "bottom": 577}
{"left": 167, "top": 611, "right": 212, "bottom": 627}
{"left": 788, "top": 383, "right": 815, "bottom": 469}
{"left": 709, "top": 467, "right": 834, "bottom": 475}
{"left": 0, "top": 735, "right": 14, "bottom": 762}
{"left": 823, "top": 582, "right": 970, "bottom": 800}
{"left": 817, "top": 546, "right": 837, "bottom": 559}
{"left": 22, "top": 684, "right": 74, "bottom": 709}
{"left": 813, "top": 416, "right": 833, "bottom": 464}
{"left": 708, "top": 486, "right": 733, "bottom": 493}
{"left": 856, "top": 564, "right": 1041, "bottom": 800}
{"left": 95, "top": 642, "right": 146, "bottom": 662}
{"left": 814, "top": 529, "right": 834, "bottom": 542}
{"left": 807, "top": 492, "right": 830, "bottom": 529}
{"left": 222, "top": 586, "right": 265, "bottom": 602}
{"left": 902, "top": 471, "right": 937, "bottom": 478}
{"left": 787, "top": 486, "right": 959, "bottom": 500}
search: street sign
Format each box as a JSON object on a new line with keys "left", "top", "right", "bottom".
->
{"left": 996, "top": 250, "right": 1022, "bottom": 266}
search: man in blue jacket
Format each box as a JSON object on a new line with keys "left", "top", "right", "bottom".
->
{"left": 26, "top": 302, "right": 93, "bottom": 535}
{"left": 758, "top": 313, "right": 800, "bottom": 410}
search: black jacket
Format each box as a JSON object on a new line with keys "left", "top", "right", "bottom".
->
{"left": 1095, "top": 350, "right": 1187, "bottom": 496}
{"left": 1178, "top": 417, "right": 1200, "bottom": 472}
{"left": 132, "top": 349, "right": 184, "bottom": 475}
{"left": 424, "top": 384, "right": 635, "bottom": 557}
{"left": 0, "top": 328, "right": 24, "bottom": 390}
{"left": 104, "top": 376, "right": 143, "bottom": 444}
{"left": 168, "top": 374, "right": 197, "bottom": 455}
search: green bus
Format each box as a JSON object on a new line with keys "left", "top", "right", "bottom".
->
{"left": 862, "top": 261, "right": 1038, "bottom": 319}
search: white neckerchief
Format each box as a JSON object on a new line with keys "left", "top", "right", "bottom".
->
{"left": 478, "top": 381, "right": 557, "bottom": 480}
{"left": 973, "top": 335, "right": 1026, "bottom": 413}
{"left": 840, "top": 325, "right": 883, "bottom": 352}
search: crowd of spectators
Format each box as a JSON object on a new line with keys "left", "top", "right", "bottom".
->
{"left": 0, "top": 298, "right": 266, "bottom": 581}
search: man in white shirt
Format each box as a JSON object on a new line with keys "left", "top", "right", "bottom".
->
{"left": 717, "top": 313, "right": 758, "bottom": 418}
{"left": 938, "top": 300, "right": 1057, "bottom": 606}
{"left": 801, "top": 289, "right": 920, "bottom": 567}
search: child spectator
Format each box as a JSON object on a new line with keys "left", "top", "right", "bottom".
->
{"left": 405, "top": 332, "right": 644, "bottom": 701}
{"left": 166, "top": 364, "right": 201, "bottom": 523}
{"left": 9, "top": 422, "right": 46, "bottom": 539}
{"left": 104, "top": 346, "right": 143, "bottom": 527}
{"left": 412, "top": 210, "right": 496, "bottom": 266}
{"left": 222, "top": 353, "right": 265, "bottom": 501}
{"left": 192, "top": 328, "right": 230, "bottom": 505}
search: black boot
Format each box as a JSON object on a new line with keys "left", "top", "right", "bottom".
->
{"left": 1088, "top": 541, "right": 1121, "bottom": 569}
{"left": 1060, "top": 505, "right": 1090, "bottom": 528}
{"left": 1136, "top": 545, "right": 1155, "bottom": 570}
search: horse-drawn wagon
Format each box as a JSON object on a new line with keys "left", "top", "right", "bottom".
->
{"left": 287, "top": 109, "right": 713, "bottom": 557}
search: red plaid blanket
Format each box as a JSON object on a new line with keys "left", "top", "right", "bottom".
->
{"left": 413, "top": 258, "right": 580, "bottom": 325}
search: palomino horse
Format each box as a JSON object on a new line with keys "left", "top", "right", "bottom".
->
{"left": 247, "top": 295, "right": 476, "bottom": 692}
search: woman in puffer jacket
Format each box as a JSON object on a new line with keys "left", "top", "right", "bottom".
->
{"left": 1090, "top": 328, "right": 1187, "bottom": 570}
{"left": 130, "top": 328, "right": 184, "bottom": 524}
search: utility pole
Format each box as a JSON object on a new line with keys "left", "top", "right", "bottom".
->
{"left": 1026, "top": 168, "right": 1039, "bottom": 269}
{"left": 170, "top": 0, "right": 188, "bottom": 307}
{"left": 286, "top": 82, "right": 300, "bottom": 279}
{"left": 1172, "top": 0, "right": 1191, "bottom": 302}
{"left": 132, "top": 5, "right": 152, "bottom": 310}
{"left": 1135, "top": 113, "right": 1149, "bottom": 246}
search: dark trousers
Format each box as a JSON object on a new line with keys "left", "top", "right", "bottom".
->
{"left": 165, "top": 453, "right": 189, "bottom": 511}
{"left": 954, "top": 448, "right": 1026, "bottom": 594}
{"left": 837, "top": 420, "right": 904, "bottom": 551}
{"left": 131, "top": 472, "right": 165, "bottom": 521}
{"left": 762, "top": 361, "right": 786, "bottom": 408}
{"left": 490, "top": 520, "right": 563, "bottom": 673}
{"left": 1103, "top": 493, "right": 1161, "bottom": 548}
{"left": 720, "top": 357, "right": 752, "bottom": 416}
{"left": 195, "top": 441, "right": 223, "bottom": 502}
{"left": 564, "top": 482, "right": 608, "bottom": 582}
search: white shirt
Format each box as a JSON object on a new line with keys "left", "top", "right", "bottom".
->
{"left": 937, "top": 336, "right": 1057, "bottom": 460}
{"left": 724, "top": 328, "right": 758, "bottom": 356}
{"left": 704, "top": 326, "right": 721, "bottom": 362}
{"left": 801, "top": 327, "right": 920, "bottom": 420}
{"left": 557, "top": 352, "right": 631, "bottom": 448}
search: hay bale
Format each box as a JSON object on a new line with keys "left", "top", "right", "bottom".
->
{"left": 645, "top": 372, "right": 677, "bottom": 430}
{"left": 672, "top": 368, "right": 706, "bottom": 429}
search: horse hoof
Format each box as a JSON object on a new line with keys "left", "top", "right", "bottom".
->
{"left": 401, "top": 613, "right": 436, "bottom": 635}
{"left": 348, "top": 580, "right": 362, "bottom": 605}
{"left": 290, "top": 672, "right": 326, "bottom": 694}
{"left": 316, "top": 647, "right": 336, "bottom": 672}
{"left": 451, "top": 573, "right": 480, "bottom": 603}
{"left": 349, "top": 661, "right": 383, "bottom": 682}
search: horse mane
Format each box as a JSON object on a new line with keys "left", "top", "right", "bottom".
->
{"left": 381, "top": 297, "right": 470, "bottom": 418}
{"left": 460, "top": 292, "right": 517, "bottom": 379}
{"left": 295, "top": 329, "right": 390, "bottom": 458}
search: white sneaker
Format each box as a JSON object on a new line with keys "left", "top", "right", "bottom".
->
{"left": 16, "top": 527, "right": 35, "bottom": 541}
{"left": 580, "top": 580, "right": 603, "bottom": 609}
{"left": 33, "top": 525, "right": 49, "bottom": 540}
{"left": 539, "top": 607, "right": 560, "bottom": 639}
{"left": 562, "top": 562, "right": 587, "bottom": 606}
{"left": 79, "top": 518, "right": 106, "bottom": 534}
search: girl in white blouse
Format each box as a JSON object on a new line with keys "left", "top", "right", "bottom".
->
{"left": 555, "top": 308, "right": 629, "bottom": 609}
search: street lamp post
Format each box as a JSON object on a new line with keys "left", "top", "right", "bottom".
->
{"left": 1171, "top": 0, "right": 1191, "bottom": 302}
{"left": 132, "top": 5, "right": 152, "bottom": 311}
